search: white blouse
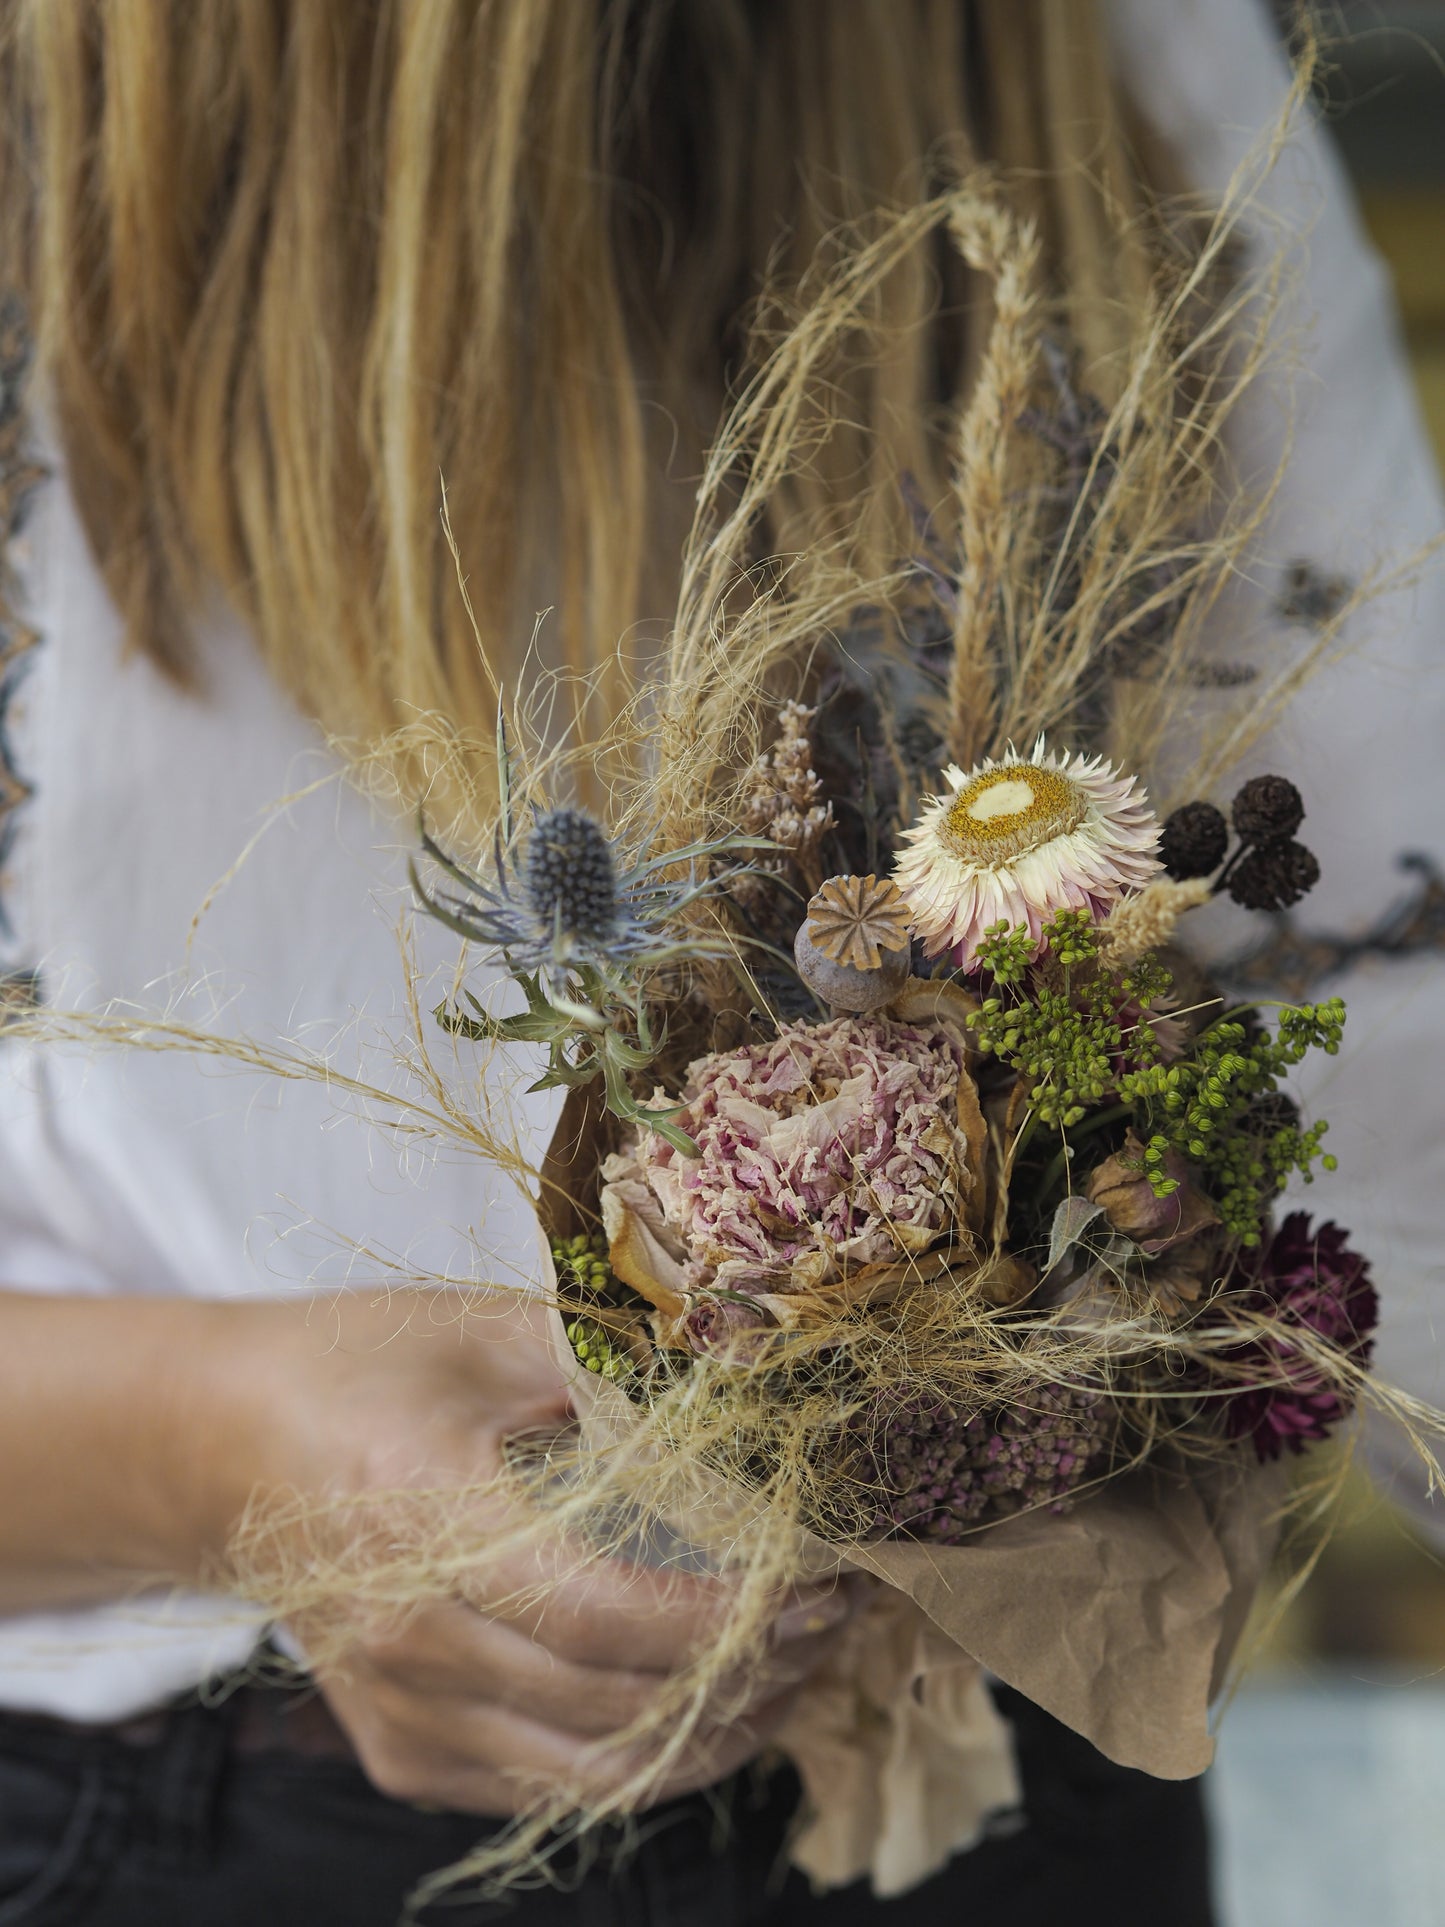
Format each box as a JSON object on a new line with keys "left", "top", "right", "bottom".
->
{"left": 1, "top": 0, "right": 1442, "bottom": 1722}
{"left": 0, "top": 462, "right": 562, "bottom": 1717}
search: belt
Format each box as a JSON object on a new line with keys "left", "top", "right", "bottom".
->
{"left": 0, "top": 1682, "right": 359, "bottom": 1765}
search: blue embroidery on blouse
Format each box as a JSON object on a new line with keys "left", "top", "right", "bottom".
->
{"left": 0, "top": 302, "right": 43, "bottom": 1002}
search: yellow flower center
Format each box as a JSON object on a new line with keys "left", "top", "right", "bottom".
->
{"left": 942, "top": 764, "right": 1086, "bottom": 863}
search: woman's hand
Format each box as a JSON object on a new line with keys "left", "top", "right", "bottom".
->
{"left": 0, "top": 1287, "right": 851, "bottom": 1815}
{"left": 204, "top": 1286, "right": 853, "bottom": 1815}
{"left": 312, "top": 1557, "right": 848, "bottom": 1816}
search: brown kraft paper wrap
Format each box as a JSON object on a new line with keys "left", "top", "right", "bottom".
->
{"left": 546, "top": 1304, "right": 1286, "bottom": 1896}
{"left": 772, "top": 1587, "right": 1020, "bottom": 1895}
{"left": 536, "top": 1093, "right": 1288, "bottom": 1896}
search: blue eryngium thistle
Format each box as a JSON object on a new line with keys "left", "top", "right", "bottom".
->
{"left": 409, "top": 720, "right": 770, "bottom": 1153}
{"left": 524, "top": 809, "right": 620, "bottom": 946}
{"left": 413, "top": 805, "right": 752, "bottom": 998}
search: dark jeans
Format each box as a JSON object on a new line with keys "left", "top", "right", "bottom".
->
{"left": 0, "top": 1685, "right": 1214, "bottom": 1926}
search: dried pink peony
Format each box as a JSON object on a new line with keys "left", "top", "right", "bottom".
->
{"left": 610, "top": 1013, "right": 974, "bottom": 1299}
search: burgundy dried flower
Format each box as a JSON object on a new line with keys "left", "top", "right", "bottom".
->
{"left": 1220, "top": 1213, "right": 1378, "bottom": 1461}
{"left": 856, "top": 1386, "right": 1105, "bottom": 1543}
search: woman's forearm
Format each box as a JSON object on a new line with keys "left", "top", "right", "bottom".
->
{"left": 0, "top": 1283, "right": 575, "bottom": 1616}
{"left": 0, "top": 1290, "right": 255, "bottom": 1610}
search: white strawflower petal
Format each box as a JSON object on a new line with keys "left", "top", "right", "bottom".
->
{"left": 891, "top": 738, "right": 1161, "bottom": 968}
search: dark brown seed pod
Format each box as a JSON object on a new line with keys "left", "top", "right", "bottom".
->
{"left": 1159, "top": 802, "right": 1229, "bottom": 880}
{"left": 1226, "top": 838, "right": 1320, "bottom": 912}
{"left": 1231, "top": 774, "right": 1305, "bottom": 846}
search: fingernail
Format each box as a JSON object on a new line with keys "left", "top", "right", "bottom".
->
{"left": 774, "top": 1593, "right": 850, "bottom": 1642}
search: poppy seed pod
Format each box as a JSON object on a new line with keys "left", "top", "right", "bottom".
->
{"left": 794, "top": 875, "right": 912, "bottom": 1011}
{"left": 794, "top": 920, "right": 911, "bottom": 1011}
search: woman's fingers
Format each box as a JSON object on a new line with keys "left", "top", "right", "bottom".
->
{"left": 323, "top": 1667, "right": 573, "bottom": 1815}
{"left": 360, "top": 1601, "right": 670, "bottom": 1738}
{"left": 328, "top": 1645, "right": 806, "bottom": 1818}
{"left": 620, "top": 1686, "right": 804, "bottom": 1806}
{"left": 263, "top": 1289, "right": 864, "bottom": 1817}
{"left": 356, "top": 1593, "right": 851, "bottom": 1739}
{"left": 474, "top": 1538, "right": 853, "bottom": 1675}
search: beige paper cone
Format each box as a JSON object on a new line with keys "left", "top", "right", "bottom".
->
{"left": 544, "top": 1299, "right": 1281, "bottom": 1887}
{"left": 777, "top": 1587, "right": 1020, "bottom": 1897}
{"left": 835, "top": 1464, "right": 1288, "bottom": 1780}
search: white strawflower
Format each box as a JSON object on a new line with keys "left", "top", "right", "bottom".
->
{"left": 893, "top": 738, "right": 1161, "bottom": 969}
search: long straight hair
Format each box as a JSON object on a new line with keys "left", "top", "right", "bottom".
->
{"left": 0, "top": 1, "right": 1159, "bottom": 791}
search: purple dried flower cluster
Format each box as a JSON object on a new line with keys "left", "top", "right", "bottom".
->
{"left": 1221, "top": 1213, "right": 1378, "bottom": 1461}
{"left": 856, "top": 1386, "right": 1105, "bottom": 1544}
{"left": 637, "top": 1014, "right": 967, "bottom": 1294}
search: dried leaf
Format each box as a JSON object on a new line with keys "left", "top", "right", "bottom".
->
{"left": 954, "top": 1066, "right": 988, "bottom": 1235}
{"left": 886, "top": 977, "right": 981, "bottom": 1044}
{"left": 600, "top": 1188, "right": 688, "bottom": 1320}
{"left": 1046, "top": 1196, "right": 1107, "bottom": 1276}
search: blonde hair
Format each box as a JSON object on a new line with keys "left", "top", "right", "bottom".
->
{"left": 0, "top": 0, "right": 1158, "bottom": 784}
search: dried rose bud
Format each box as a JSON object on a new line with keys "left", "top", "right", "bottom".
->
{"left": 1231, "top": 774, "right": 1305, "bottom": 845}
{"left": 1085, "top": 1132, "right": 1219, "bottom": 1255}
{"left": 681, "top": 1295, "right": 775, "bottom": 1362}
{"left": 1158, "top": 801, "right": 1229, "bottom": 881}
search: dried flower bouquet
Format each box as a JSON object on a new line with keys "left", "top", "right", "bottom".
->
{"left": 414, "top": 696, "right": 1381, "bottom": 1893}
{"left": 394, "top": 146, "right": 1441, "bottom": 1902}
